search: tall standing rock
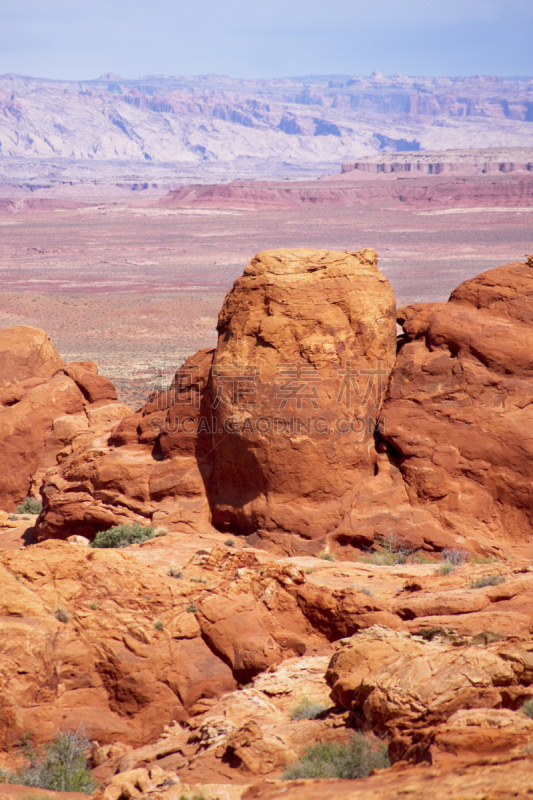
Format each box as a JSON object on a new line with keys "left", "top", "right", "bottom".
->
{"left": 208, "top": 248, "right": 397, "bottom": 540}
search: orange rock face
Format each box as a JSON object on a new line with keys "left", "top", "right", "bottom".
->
{"left": 0, "top": 540, "right": 331, "bottom": 748}
{"left": 209, "top": 248, "right": 396, "bottom": 539}
{"left": 35, "top": 348, "right": 215, "bottom": 540}
{"left": 382, "top": 260, "right": 533, "bottom": 553}
{"left": 0, "top": 326, "right": 129, "bottom": 511}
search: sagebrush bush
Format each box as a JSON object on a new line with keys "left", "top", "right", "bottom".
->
{"left": 521, "top": 699, "right": 533, "bottom": 719}
{"left": 186, "top": 603, "right": 198, "bottom": 613}
{"left": 471, "top": 575, "right": 506, "bottom": 589}
{"left": 16, "top": 497, "right": 43, "bottom": 515}
{"left": 224, "top": 538, "right": 236, "bottom": 547}
{"left": 54, "top": 609, "right": 69, "bottom": 624}
{"left": 318, "top": 552, "right": 335, "bottom": 561}
{"left": 289, "top": 696, "right": 329, "bottom": 720}
{"left": 90, "top": 522, "right": 158, "bottom": 549}
{"left": 443, "top": 547, "right": 467, "bottom": 566}
{"left": 169, "top": 566, "right": 183, "bottom": 579}
{"left": 282, "top": 734, "right": 389, "bottom": 780}
{"left": 6, "top": 729, "right": 93, "bottom": 794}
{"left": 439, "top": 562, "right": 455, "bottom": 575}
{"left": 154, "top": 620, "right": 164, "bottom": 631}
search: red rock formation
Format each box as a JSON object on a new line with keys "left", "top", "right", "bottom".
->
{"left": 0, "top": 326, "right": 129, "bottom": 511}
{"left": 160, "top": 172, "right": 533, "bottom": 211}
{"left": 35, "top": 248, "right": 397, "bottom": 544}
{"left": 381, "top": 259, "right": 533, "bottom": 554}
{"left": 32, "top": 254, "right": 533, "bottom": 559}
{"left": 35, "top": 348, "right": 215, "bottom": 540}
{"left": 209, "top": 248, "right": 396, "bottom": 540}
{"left": 242, "top": 759, "right": 533, "bottom": 800}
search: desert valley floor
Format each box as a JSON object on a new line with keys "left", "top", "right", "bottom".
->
{"left": 1, "top": 167, "right": 532, "bottom": 406}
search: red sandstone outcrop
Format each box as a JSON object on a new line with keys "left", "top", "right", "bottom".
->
{"left": 35, "top": 348, "right": 215, "bottom": 540}
{"left": 328, "top": 627, "right": 533, "bottom": 749}
{"left": 0, "top": 540, "right": 335, "bottom": 748}
{"left": 35, "top": 248, "right": 397, "bottom": 544}
{"left": 208, "top": 248, "right": 396, "bottom": 539}
{"left": 34, "top": 253, "right": 533, "bottom": 557}
{"left": 160, "top": 172, "right": 533, "bottom": 211}
{"left": 241, "top": 758, "right": 533, "bottom": 800}
{"left": 381, "top": 259, "right": 533, "bottom": 554}
{"left": 0, "top": 326, "right": 130, "bottom": 511}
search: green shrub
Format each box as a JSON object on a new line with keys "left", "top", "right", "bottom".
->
{"left": 186, "top": 603, "right": 198, "bottom": 613}
{"left": 289, "top": 696, "right": 329, "bottom": 720}
{"left": 16, "top": 497, "right": 43, "bottom": 515}
{"left": 89, "top": 602, "right": 98, "bottom": 611}
{"left": 7, "top": 729, "right": 94, "bottom": 794}
{"left": 439, "top": 562, "right": 455, "bottom": 575}
{"left": 154, "top": 620, "right": 164, "bottom": 631}
{"left": 318, "top": 552, "right": 336, "bottom": 561}
{"left": 90, "top": 522, "right": 157, "bottom": 549}
{"left": 54, "top": 609, "right": 69, "bottom": 624}
{"left": 521, "top": 699, "right": 533, "bottom": 719}
{"left": 366, "top": 551, "right": 396, "bottom": 566}
{"left": 224, "top": 538, "right": 236, "bottom": 548}
{"left": 180, "top": 792, "right": 207, "bottom": 800}
{"left": 413, "top": 553, "right": 433, "bottom": 564}
{"left": 470, "top": 575, "right": 506, "bottom": 589}
{"left": 282, "top": 734, "right": 389, "bottom": 780}
{"left": 416, "top": 627, "right": 446, "bottom": 641}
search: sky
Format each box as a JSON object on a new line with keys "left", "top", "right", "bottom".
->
{"left": 1, "top": 0, "right": 532, "bottom": 81}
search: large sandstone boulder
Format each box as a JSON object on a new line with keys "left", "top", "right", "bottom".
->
{"left": 0, "top": 326, "right": 129, "bottom": 511}
{"left": 0, "top": 325, "right": 64, "bottom": 389}
{"left": 208, "top": 248, "right": 396, "bottom": 539}
{"left": 381, "top": 260, "right": 533, "bottom": 553}
{"left": 326, "top": 626, "right": 533, "bottom": 744}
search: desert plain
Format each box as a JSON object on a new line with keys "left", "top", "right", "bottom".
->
{"left": 1, "top": 160, "right": 532, "bottom": 406}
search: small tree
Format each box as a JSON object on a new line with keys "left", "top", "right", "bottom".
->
{"left": 12, "top": 728, "right": 94, "bottom": 794}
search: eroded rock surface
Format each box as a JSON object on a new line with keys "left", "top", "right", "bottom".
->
{"left": 381, "top": 260, "right": 533, "bottom": 554}
{"left": 0, "top": 326, "right": 129, "bottom": 511}
{"left": 208, "top": 247, "right": 396, "bottom": 540}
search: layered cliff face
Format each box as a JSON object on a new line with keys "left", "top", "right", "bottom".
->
{"left": 2, "top": 74, "right": 533, "bottom": 171}
{"left": 0, "top": 326, "right": 130, "bottom": 511}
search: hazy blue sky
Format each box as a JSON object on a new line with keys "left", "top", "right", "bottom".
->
{"left": 1, "top": 0, "right": 532, "bottom": 81}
